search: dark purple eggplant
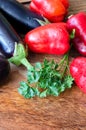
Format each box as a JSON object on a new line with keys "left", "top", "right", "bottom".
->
{"left": 0, "top": 54, "right": 10, "bottom": 82}
{"left": 0, "top": 0, "right": 44, "bottom": 34}
{"left": 0, "top": 12, "right": 22, "bottom": 58}
{"left": 0, "top": 12, "right": 31, "bottom": 70}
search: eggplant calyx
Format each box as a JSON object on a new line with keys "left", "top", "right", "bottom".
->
{"left": 8, "top": 43, "right": 33, "bottom": 70}
{"left": 35, "top": 17, "right": 51, "bottom": 26}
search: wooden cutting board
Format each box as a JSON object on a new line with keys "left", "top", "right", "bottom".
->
{"left": 0, "top": 0, "right": 86, "bottom": 130}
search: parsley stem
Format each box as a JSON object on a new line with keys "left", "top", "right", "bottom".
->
{"left": 58, "top": 52, "right": 70, "bottom": 78}
{"left": 61, "top": 53, "right": 69, "bottom": 78}
{"left": 58, "top": 54, "right": 67, "bottom": 66}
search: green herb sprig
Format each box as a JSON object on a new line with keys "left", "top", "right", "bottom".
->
{"left": 18, "top": 52, "right": 74, "bottom": 98}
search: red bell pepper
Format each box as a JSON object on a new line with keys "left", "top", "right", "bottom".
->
{"left": 67, "top": 12, "right": 86, "bottom": 56}
{"left": 70, "top": 57, "right": 86, "bottom": 93}
{"left": 29, "top": 0, "right": 69, "bottom": 22}
{"left": 72, "top": 37, "right": 86, "bottom": 56}
{"left": 60, "top": 0, "right": 69, "bottom": 8}
{"left": 24, "top": 22, "right": 70, "bottom": 55}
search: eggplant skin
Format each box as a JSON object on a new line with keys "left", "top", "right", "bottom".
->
{"left": 0, "top": 13, "right": 22, "bottom": 58}
{"left": 0, "top": 55, "right": 10, "bottom": 82}
{"left": 0, "top": 0, "right": 44, "bottom": 33}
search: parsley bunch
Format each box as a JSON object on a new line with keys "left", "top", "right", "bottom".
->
{"left": 18, "top": 52, "right": 74, "bottom": 98}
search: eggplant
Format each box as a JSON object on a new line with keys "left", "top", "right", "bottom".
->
{"left": 0, "top": 12, "right": 22, "bottom": 58}
{"left": 0, "top": 12, "right": 31, "bottom": 70}
{"left": 0, "top": 0, "right": 44, "bottom": 34}
{"left": 0, "top": 54, "right": 10, "bottom": 82}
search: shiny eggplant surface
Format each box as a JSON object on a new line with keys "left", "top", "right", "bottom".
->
{"left": 0, "top": 0, "right": 44, "bottom": 33}
{"left": 0, "top": 54, "right": 10, "bottom": 82}
{"left": 0, "top": 12, "right": 22, "bottom": 58}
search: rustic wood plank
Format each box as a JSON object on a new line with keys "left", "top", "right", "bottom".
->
{"left": 0, "top": 0, "right": 86, "bottom": 130}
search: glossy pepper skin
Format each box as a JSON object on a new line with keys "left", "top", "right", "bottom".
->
{"left": 24, "top": 23, "right": 70, "bottom": 55}
{"left": 29, "top": 0, "right": 69, "bottom": 22}
{"left": 67, "top": 12, "right": 86, "bottom": 56}
{"left": 70, "top": 57, "right": 86, "bottom": 93}
{"left": 72, "top": 37, "right": 86, "bottom": 56}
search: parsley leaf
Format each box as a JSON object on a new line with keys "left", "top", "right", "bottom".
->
{"left": 18, "top": 82, "right": 39, "bottom": 98}
{"left": 18, "top": 54, "right": 74, "bottom": 98}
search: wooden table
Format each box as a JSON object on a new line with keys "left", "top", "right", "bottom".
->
{"left": 0, "top": 0, "right": 86, "bottom": 130}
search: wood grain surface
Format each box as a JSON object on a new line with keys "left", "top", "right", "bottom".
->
{"left": 0, "top": 0, "right": 86, "bottom": 130}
